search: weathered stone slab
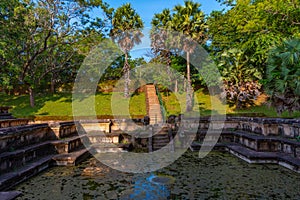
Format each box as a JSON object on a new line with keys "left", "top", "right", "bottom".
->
{"left": 0, "top": 119, "right": 29, "bottom": 128}
{"left": 0, "top": 124, "right": 53, "bottom": 153}
{"left": 52, "top": 148, "right": 90, "bottom": 166}
{"left": 52, "top": 135, "right": 88, "bottom": 154}
{"left": 49, "top": 121, "right": 77, "bottom": 138}
{"left": 0, "top": 155, "right": 53, "bottom": 191}
{"left": 0, "top": 191, "right": 22, "bottom": 200}
{"left": 0, "top": 141, "right": 55, "bottom": 174}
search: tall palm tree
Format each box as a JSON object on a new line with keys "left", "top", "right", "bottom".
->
{"left": 151, "top": 9, "right": 173, "bottom": 84}
{"left": 110, "top": 3, "right": 144, "bottom": 98}
{"left": 172, "top": 0, "right": 208, "bottom": 112}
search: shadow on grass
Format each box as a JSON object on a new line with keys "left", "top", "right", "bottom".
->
{"left": 0, "top": 93, "right": 68, "bottom": 119}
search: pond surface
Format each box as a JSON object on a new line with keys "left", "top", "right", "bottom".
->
{"left": 15, "top": 151, "right": 300, "bottom": 199}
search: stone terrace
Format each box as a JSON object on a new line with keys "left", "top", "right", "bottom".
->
{"left": 0, "top": 111, "right": 300, "bottom": 199}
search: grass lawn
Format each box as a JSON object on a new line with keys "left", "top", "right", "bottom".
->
{"left": 1, "top": 89, "right": 299, "bottom": 120}
{"left": 0, "top": 92, "right": 147, "bottom": 120}
{"left": 160, "top": 89, "right": 300, "bottom": 118}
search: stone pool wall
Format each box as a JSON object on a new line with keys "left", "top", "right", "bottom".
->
{"left": 1, "top": 115, "right": 300, "bottom": 192}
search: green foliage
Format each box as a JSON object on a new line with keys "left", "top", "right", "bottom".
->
{"left": 151, "top": 0, "right": 208, "bottom": 112}
{"left": 264, "top": 38, "right": 300, "bottom": 114}
{"left": 110, "top": 3, "right": 144, "bottom": 53}
{"left": 218, "top": 48, "right": 262, "bottom": 108}
{"left": 208, "top": 0, "right": 300, "bottom": 76}
{"left": 110, "top": 3, "right": 144, "bottom": 98}
{"left": 172, "top": 0, "right": 208, "bottom": 47}
{"left": 0, "top": 0, "right": 108, "bottom": 106}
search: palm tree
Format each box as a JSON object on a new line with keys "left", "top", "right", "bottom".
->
{"left": 151, "top": 9, "right": 173, "bottom": 86}
{"left": 172, "top": 0, "right": 208, "bottom": 112}
{"left": 110, "top": 3, "right": 144, "bottom": 98}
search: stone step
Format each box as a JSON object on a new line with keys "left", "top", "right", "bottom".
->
{"left": 91, "top": 143, "right": 127, "bottom": 153}
{"left": 153, "top": 136, "right": 169, "bottom": 141}
{"left": 145, "top": 84, "right": 163, "bottom": 125}
{"left": 153, "top": 132, "right": 168, "bottom": 137}
{"left": 153, "top": 145, "right": 170, "bottom": 151}
{"left": 152, "top": 145, "right": 167, "bottom": 150}
{"left": 190, "top": 142, "right": 300, "bottom": 173}
{"left": 0, "top": 123, "right": 52, "bottom": 154}
{"left": 52, "top": 135, "right": 89, "bottom": 154}
{"left": 153, "top": 141, "right": 169, "bottom": 146}
{"left": 0, "top": 191, "right": 22, "bottom": 200}
{"left": 0, "top": 119, "right": 29, "bottom": 129}
{"left": 0, "top": 141, "right": 55, "bottom": 175}
{"left": 153, "top": 140, "right": 169, "bottom": 145}
{"left": 226, "top": 144, "right": 300, "bottom": 173}
{"left": 0, "top": 155, "right": 54, "bottom": 191}
{"left": 52, "top": 148, "right": 90, "bottom": 166}
{"left": 0, "top": 114, "right": 14, "bottom": 120}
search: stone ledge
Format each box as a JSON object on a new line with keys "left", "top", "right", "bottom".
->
{"left": 51, "top": 135, "right": 88, "bottom": 154}
{"left": 0, "top": 155, "right": 54, "bottom": 191}
{"left": 0, "top": 124, "right": 53, "bottom": 153}
{"left": 0, "top": 141, "right": 55, "bottom": 174}
{"left": 0, "top": 119, "right": 29, "bottom": 128}
{"left": 49, "top": 121, "right": 77, "bottom": 139}
{"left": 0, "top": 191, "right": 22, "bottom": 200}
{"left": 0, "top": 124, "right": 49, "bottom": 136}
{"left": 52, "top": 148, "right": 90, "bottom": 166}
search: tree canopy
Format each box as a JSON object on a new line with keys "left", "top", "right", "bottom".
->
{"left": 110, "top": 3, "right": 144, "bottom": 98}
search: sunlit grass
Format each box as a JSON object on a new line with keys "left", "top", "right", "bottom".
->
{"left": 160, "top": 90, "right": 300, "bottom": 118}
{"left": 1, "top": 89, "right": 299, "bottom": 120}
{"left": 0, "top": 92, "right": 146, "bottom": 120}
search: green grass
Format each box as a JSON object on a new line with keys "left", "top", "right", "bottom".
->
{"left": 1, "top": 89, "right": 299, "bottom": 120}
{"left": 160, "top": 90, "right": 300, "bottom": 118}
{"left": 0, "top": 92, "right": 146, "bottom": 120}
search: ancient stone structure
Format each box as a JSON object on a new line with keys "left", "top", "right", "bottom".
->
{"left": 1, "top": 110, "right": 300, "bottom": 198}
{"left": 0, "top": 106, "right": 14, "bottom": 120}
{"left": 145, "top": 84, "right": 163, "bottom": 125}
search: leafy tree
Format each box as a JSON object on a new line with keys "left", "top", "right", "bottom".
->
{"left": 110, "top": 3, "right": 144, "bottom": 98}
{"left": 0, "top": 0, "right": 107, "bottom": 106}
{"left": 219, "top": 48, "right": 261, "bottom": 108}
{"left": 264, "top": 38, "right": 300, "bottom": 114}
{"left": 208, "top": 0, "right": 300, "bottom": 109}
{"left": 0, "top": 0, "right": 29, "bottom": 93}
{"left": 209, "top": 0, "right": 300, "bottom": 76}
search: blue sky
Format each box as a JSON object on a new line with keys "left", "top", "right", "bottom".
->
{"left": 92, "top": 0, "right": 225, "bottom": 60}
{"left": 100, "top": 0, "right": 224, "bottom": 27}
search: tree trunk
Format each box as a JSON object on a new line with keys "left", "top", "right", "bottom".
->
{"left": 28, "top": 87, "right": 35, "bottom": 107}
{"left": 50, "top": 73, "right": 55, "bottom": 94}
{"left": 186, "top": 51, "right": 193, "bottom": 112}
{"left": 50, "top": 81, "right": 55, "bottom": 94}
{"left": 174, "top": 79, "right": 178, "bottom": 93}
{"left": 124, "top": 53, "right": 130, "bottom": 98}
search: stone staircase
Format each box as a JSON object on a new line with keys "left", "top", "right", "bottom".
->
{"left": 187, "top": 117, "right": 300, "bottom": 173}
{"left": 0, "top": 107, "right": 14, "bottom": 120}
{"left": 0, "top": 119, "right": 90, "bottom": 194}
{"left": 148, "top": 126, "right": 172, "bottom": 152}
{"left": 145, "top": 84, "right": 163, "bottom": 125}
{"left": 152, "top": 132, "right": 170, "bottom": 151}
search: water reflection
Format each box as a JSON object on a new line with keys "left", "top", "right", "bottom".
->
{"left": 120, "top": 174, "right": 171, "bottom": 200}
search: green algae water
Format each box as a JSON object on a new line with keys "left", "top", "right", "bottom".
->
{"left": 15, "top": 151, "right": 300, "bottom": 199}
